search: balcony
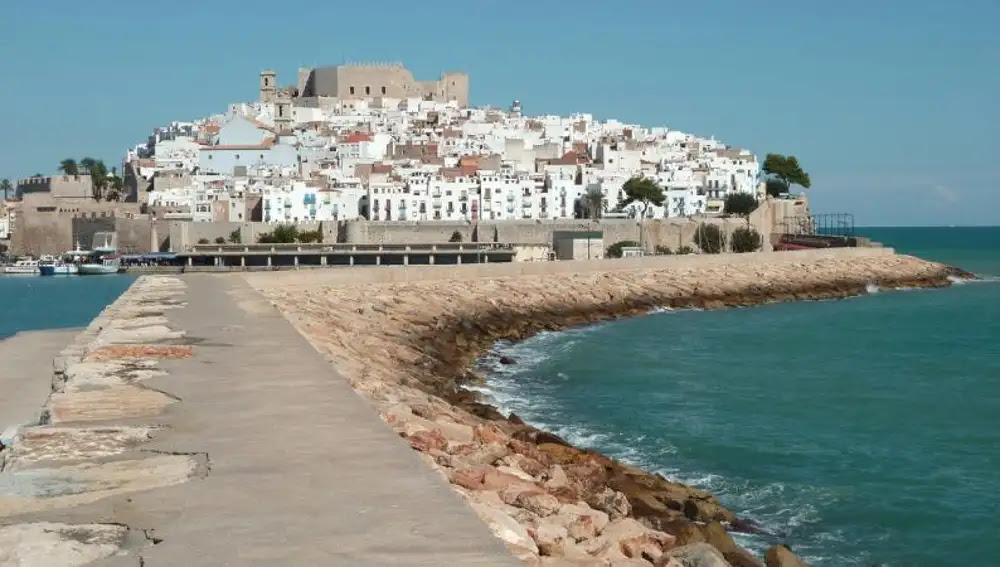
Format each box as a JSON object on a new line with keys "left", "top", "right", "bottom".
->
{"left": 521, "top": 201, "right": 531, "bottom": 208}
{"left": 506, "top": 193, "right": 515, "bottom": 201}
{"left": 458, "top": 193, "right": 468, "bottom": 202}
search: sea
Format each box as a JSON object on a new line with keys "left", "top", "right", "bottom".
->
{"left": 0, "top": 275, "right": 136, "bottom": 340}
{"left": 477, "top": 227, "right": 1000, "bottom": 567}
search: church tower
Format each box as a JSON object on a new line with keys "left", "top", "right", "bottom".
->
{"left": 259, "top": 70, "right": 277, "bottom": 103}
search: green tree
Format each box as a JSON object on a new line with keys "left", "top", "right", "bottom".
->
{"left": 654, "top": 245, "right": 673, "bottom": 255}
{"left": 0, "top": 179, "right": 11, "bottom": 200}
{"left": 723, "top": 193, "right": 759, "bottom": 216}
{"left": 764, "top": 179, "right": 787, "bottom": 197}
{"left": 58, "top": 158, "right": 79, "bottom": 176}
{"left": 677, "top": 245, "right": 694, "bottom": 255}
{"left": 197, "top": 238, "right": 210, "bottom": 245}
{"left": 228, "top": 229, "right": 242, "bottom": 244}
{"left": 87, "top": 160, "right": 109, "bottom": 201}
{"left": 448, "top": 230, "right": 463, "bottom": 242}
{"left": 214, "top": 236, "right": 226, "bottom": 245}
{"left": 606, "top": 240, "right": 639, "bottom": 258}
{"left": 762, "top": 154, "right": 811, "bottom": 195}
{"left": 694, "top": 223, "right": 726, "bottom": 254}
{"left": 258, "top": 224, "right": 299, "bottom": 244}
{"left": 731, "top": 226, "right": 763, "bottom": 253}
{"left": 620, "top": 177, "right": 665, "bottom": 219}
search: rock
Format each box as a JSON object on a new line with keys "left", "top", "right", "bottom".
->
{"left": 407, "top": 429, "right": 447, "bottom": 452}
{"left": 434, "top": 419, "right": 475, "bottom": 444}
{"left": 724, "top": 548, "right": 764, "bottom": 567}
{"left": 473, "top": 423, "right": 510, "bottom": 445}
{"left": 508, "top": 413, "right": 527, "bottom": 425}
{"left": 513, "top": 491, "right": 561, "bottom": 517}
{"left": 599, "top": 518, "right": 676, "bottom": 563}
{"left": 531, "top": 521, "right": 569, "bottom": 556}
{"left": 380, "top": 403, "right": 413, "bottom": 425}
{"left": 454, "top": 443, "right": 508, "bottom": 467}
{"left": 586, "top": 486, "right": 632, "bottom": 520}
{"left": 448, "top": 467, "right": 487, "bottom": 490}
{"left": 499, "top": 355, "right": 517, "bottom": 365}
{"left": 658, "top": 543, "right": 730, "bottom": 567}
{"left": 482, "top": 467, "right": 539, "bottom": 492}
{"left": 469, "top": 501, "right": 539, "bottom": 555}
{"left": 764, "top": 545, "right": 808, "bottom": 567}
{"left": 700, "top": 521, "right": 737, "bottom": 554}
{"left": 496, "top": 464, "right": 537, "bottom": 482}
{"left": 543, "top": 464, "right": 570, "bottom": 490}
{"left": 503, "top": 453, "right": 548, "bottom": 478}
{"left": 555, "top": 502, "right": 610, "bottom": 541}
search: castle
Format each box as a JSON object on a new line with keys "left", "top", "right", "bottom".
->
{"left": 259, "top": 62, "right": 469, "bottom": 108}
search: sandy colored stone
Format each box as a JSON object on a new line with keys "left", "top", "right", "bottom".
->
{"left": 0, "top": 522, "right": 128, "bottom": 567}
{"left": 46, "top": 386, "right": 177, "bottom": 423}
{"left": 86, "top": 344, "right": 193, "bottom": 361}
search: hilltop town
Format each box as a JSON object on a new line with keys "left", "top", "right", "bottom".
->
{"left": 4, "top": 62, "right": 789, "bottom": 260}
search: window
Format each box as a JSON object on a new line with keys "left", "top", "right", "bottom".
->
{"left": 235, "top": 154, "right": 240, "bottom": 160}
{"left": 381, "top": 86, "right": 387, "bottom": 95}
{"left": 350, "top": 86, "right": 355, "bottom": 95}
{"left": 365, "top": 86, "right": 371, "bottom": 95}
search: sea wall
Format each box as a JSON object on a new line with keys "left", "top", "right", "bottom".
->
{"left": 246, "top": 249, "right": 966, "bottom": 566}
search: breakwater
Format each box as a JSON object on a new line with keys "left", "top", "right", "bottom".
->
{"left": 247, "top": 249, "right": 970, "bottom": 566}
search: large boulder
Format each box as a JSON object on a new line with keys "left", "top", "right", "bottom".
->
{"left": 657, "top": 543, "right": 731, "bottom": 567}
{"left": 764, "top": 545, "right": 809, "bottom": 567}
{"left": 586, "top": 486, "right": 632, "bottom": 520}
{"left": 554, "top": 502, "right": 610, "bottom": 542}
{"left": 468, "top": 501, "right": 538, "bottom": 555}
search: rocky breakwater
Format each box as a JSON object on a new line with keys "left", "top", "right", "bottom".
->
{"left": 250, "top": 252, "right": 969, "bottom": 567}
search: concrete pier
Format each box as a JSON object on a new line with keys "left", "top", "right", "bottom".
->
{"left": 0, "top": 328, "right": 80, "bottom": 441}
{"left": 0, "top": 276, "right": 518, "bottom": 566}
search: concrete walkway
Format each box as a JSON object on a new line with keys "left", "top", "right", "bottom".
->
{"left": 0, "top": 329, "right": 79, "bottom": 440}
{"left": 2, "top": 275, "right": 517, "bottom": 566}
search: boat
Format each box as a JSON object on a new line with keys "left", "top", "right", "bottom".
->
{"left": 78, "top": 247, "right": 122, "bottom": 275}
{"left": 40, "top": 243, "right": 88, "bottom": 275}
{"left": 39, "top": 259, "right": 80, "bottom": 276}
{"left": 2, "top": 258, "right": 40, "bottom": 275}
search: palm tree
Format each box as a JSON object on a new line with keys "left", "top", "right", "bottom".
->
{"left": 58, "top": 158, "right": 79, "bottom": 176}
{"left": 88, "top": 159, "right": 109, "bottom": 201}
{"left": 79, "top": 157, "right": 97, "bottom": 175}
{"left": 0, "top": 179, "right": 11, "bottom": 200}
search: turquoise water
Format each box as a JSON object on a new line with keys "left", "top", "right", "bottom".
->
{"left": 0, "top": 275, "right": 136, "bottom": 339}
{"left": 480, "top": 227, "right": 1000, "bottom": 566}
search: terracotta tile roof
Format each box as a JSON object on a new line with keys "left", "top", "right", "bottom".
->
{"left": 342, "top": 132, "right": 373, "bottom": 143}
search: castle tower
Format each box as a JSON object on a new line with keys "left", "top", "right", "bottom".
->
{"left": 259, "top": 70, "right": 277, "bottom": 103}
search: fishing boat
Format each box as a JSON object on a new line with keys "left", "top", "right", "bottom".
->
{"left": 39, "top": 258, "right": 80, "bottom": 276}
{"left": 40, "top": 242, "right": 89, "bottom": 275}
{"left": 78, "top": 247, "right": 122, "bottom": 275}
{"left": 2, "top": 258, "right": 40, "bottom": 275}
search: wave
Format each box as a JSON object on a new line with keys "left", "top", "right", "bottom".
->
{"left": 471, "top": 331, "right": 868, "bottom": 566}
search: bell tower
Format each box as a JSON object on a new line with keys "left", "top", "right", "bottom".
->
{"left": 259, "top": 70, "right": 277, "bottom": 103}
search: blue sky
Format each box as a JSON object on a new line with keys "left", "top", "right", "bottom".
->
{"left": 2, "top": 1, "right": 997, "bottom": 225}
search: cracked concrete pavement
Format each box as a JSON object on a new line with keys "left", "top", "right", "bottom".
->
{"left": 0, "top": 274, "right": 517, "bottom": 566}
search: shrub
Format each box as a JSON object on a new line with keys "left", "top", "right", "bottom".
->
{"left": 449, "top": 230, "right": 463, "bottom": 242}
{"left": 196, "top": 238, "right": 210, "bottom": 245}
{"left": 214, "top": 237, "right": 226, "bottom": 245}
{"left": 654, "top": 245, "right": 673, "bottom": 255}
{"left": 694, "top": 224, "right": 725, "bottom": 254}
{"left": 258, "top": 224, "right": 299, "bottom": 244}
{"left": 731, "top": 226, "right": 763, "bottom": 253}
{"left": 297, "top": 230, "right": 322, "bottom": 244}
{"left": 677, "top": 245, "right": 694, "bottom": 255}
{"left": 228, "top": 229, "right": 241, "bottom": 244}
{"left": 606, "top": 240, "right": 639, "bottom": 258}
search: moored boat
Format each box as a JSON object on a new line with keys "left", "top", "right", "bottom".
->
{"left": 78, "top": 247, "right": 122, "bottom": 275}
{"left": 39, "top": 261, "right": 80, "bottom": 276}
{"left": 2, "top": 258, "right": 40, "bottom": 275}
